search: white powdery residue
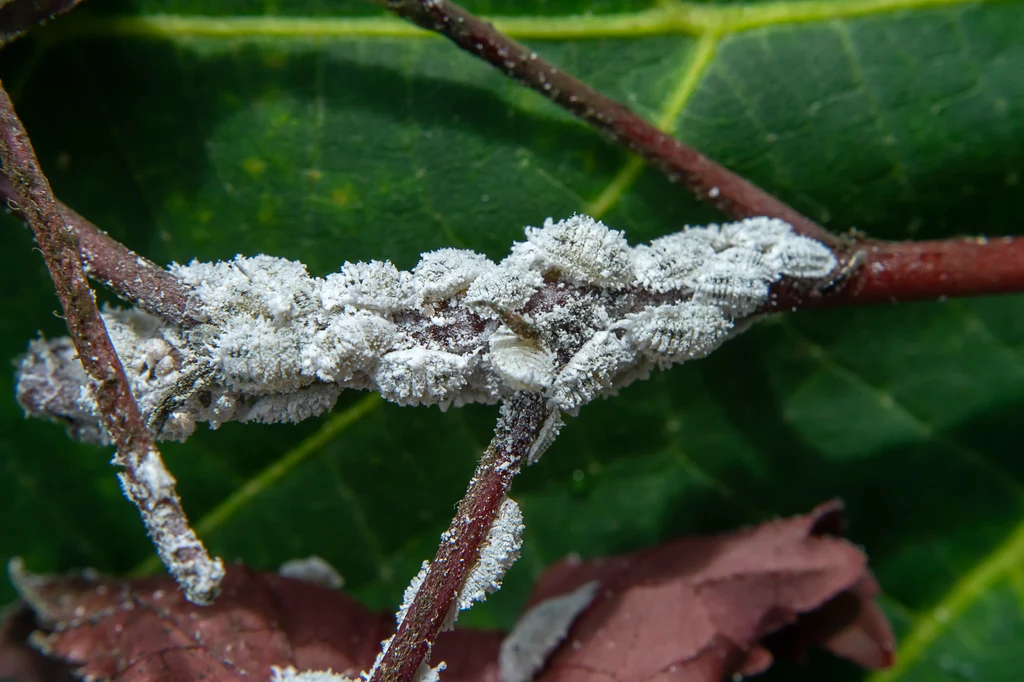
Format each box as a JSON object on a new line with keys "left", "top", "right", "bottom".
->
{"left": 551, "top": 330, "right": 636, "bottom": 414}
{"left": 373, "top": 347, "right": 475, "bottom": 407}
{"left": 100, "top": 308, "right": 188, "bottom": 422}
{"left": 301, "top": 312, "right": 396, "bottom": 383}
{"left": 526, "top": 409, "right": 563, "bottom": 466}
{"left": 720, "top": 217, "right": 798, "bottom": 251}
{"left": 168, "top": 258, "right": 240, "bottom": 310}
{"left": 76, "top": 384, "right": 99, "bottom": 422}
{"left": 118, "top": 448, "right": 225, "bottom": 604}
{"left": 464, "top": 264, "right": 544, "bottom": 317}
{"left": 397, "top": 561, "right": 431, "bottom": 627}
{"left": 279, "top": 555, "right": 345, "bottom": 589}
{"left": 488, "top": 327, "right": 555, "bottom": 392}
{"left": 196, "top": 391, "right": 240, "bottom": 431}
{"left": 456, "top": 497, "right": 524, "bottom": 617}
{"left": 364, "top": 558, "right": 431, "bottom": 679}
{"left": 530, "top": 294, "right": 611, "bottom": 367}
{"left": 414, "top": 661, "right": 446, "bottom": 682}
{"left": 498, "top": 581, "right": 599, "bottom": 682}
{"left": 135, "top": 447, "right": 177, "bottom": 496}
{"left": 239, "top": 383, "right": 342, "bottom": 425}
{"left": 16, "top": 336, "right": 104, "bottom": 443}
{"left": 321, "top": 260, "right": 414, "bottom": 314}
{"left": 364, "top": 651, "right": 445, "bottom": 682}
{"left": 173, "top": 254, "right": 315, "bottom": 323}
{"left": 412, "top": 248, "right": 494, "bottom": 303}
{"left": 631, "top": 231, "right": 716, "bottom": 292}
{"left": 525, "top": 215, "right": 633, "bottom": 287}
{"left": 624, "top": 302, "right": 733, "bottom": 365}
{"left": 271, "top": 666, "right": 359, "bottom": 682}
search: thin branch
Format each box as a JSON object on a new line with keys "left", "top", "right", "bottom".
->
{"left": 0, "top": 173, "right": 199, "bottom": 327}
{"left": 768, "top": 236, "right": 1024, "bottom": 310}
{"left": 0, "top": 80, "right": 223, "bottom": 605}
{"left": 0, "top": 0, "right": 88, "bottom": 47}
{"left": 369, "top": 391, "right": 552, "bottom": 682}
{"left": 378, "top": 0, "right": 1024, "bottom": 308}
{"left": 378, "top": 0, "right": 839, "bottom": 248}
{"left": 3, "top": 0, "right": 1019, "bottom": 322}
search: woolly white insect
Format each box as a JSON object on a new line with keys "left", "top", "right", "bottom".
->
{"left": 17, "top": 214, "right": 836, "bottom": 442}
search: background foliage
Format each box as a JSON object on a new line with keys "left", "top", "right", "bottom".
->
{"left": 2, "top": 0, "right": 1024, "bottom": 680}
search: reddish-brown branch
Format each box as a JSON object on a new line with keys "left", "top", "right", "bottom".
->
{"left": 374, "top": 0, "right": 1024, "bottom": 307}
{"left": 379, "top": 0, "right": 839, "bottom": 248}
{"left": 0, "top": 174, "right": 199, "bottom": 327}
{"left": 835, "top": 238, "right": 1024, "bottom": 304}
{"left": 0, "top": 80, "right": 222, "bottom": 605}
{"left": 0, "top": 0, "right": 88, "bottom": 46}
{"left": 768, "top": 237, "right": 1024, "bottom": 310}
{"left": 369, "top": 391, "right": 551, "bottom": 682}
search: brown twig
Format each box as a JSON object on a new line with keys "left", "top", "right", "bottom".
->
{"left": 379, "top": 0, "right": 839, "bottom": 248}
{"left": 0, "top": 80, "right": 223, "bottom": 605}
{"left": 378, "top": 0, "right": 1024, "bottom": 308}
{"left": 0, "top": 174, "right": 200, "bottom": 327}
{"left": 369, "top": 391, "right": 551, "bottom": 682}
{"left": 0, "top": 0, "right": 88, "bottom": 47}
{"left": 768, "top": 236, "right": 1024, "bottom": 311}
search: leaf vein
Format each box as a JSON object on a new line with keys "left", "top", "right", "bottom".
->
{"left": 39, "top": 0, "right": 1012, "bottom": 44}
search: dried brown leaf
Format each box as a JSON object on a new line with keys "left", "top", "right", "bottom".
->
{"left": 9, "top": 560, "right": 391, "bottom": 681}
{"left": 0, "top": 604, "right": 74, "bottom": 682}
{"left": 523, "top": 500, "right": 894, "bottom": 682}
{"left": 7, "top": 502, "right": 892, "bottom": 682}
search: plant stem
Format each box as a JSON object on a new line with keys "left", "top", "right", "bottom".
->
{"left": 769, "top": 237, "right": 1024, "bottom": 310}
{"left": 0, "top": 0, "right": 88, "bottom": 47}
{"left": 378, "top": 0, "right": 838, "bottom": 248}
{"left": 369, "top": 391, "right": 551, "bottom": 682}
{"left": 0, "top": 174, "right": 199, "bottom": 327}
{"left": 0, "top": 80, "right": 222, "bottom": 604}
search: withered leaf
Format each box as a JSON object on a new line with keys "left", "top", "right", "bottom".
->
{"left": 524, "top": 500, "right": 895, "bottom": 682}
{"left": 5, "top": 501, "right": 892, "bottom": 682}
{"left": 8, "top": 560, "right": 392, "bottom": 681}
{"left": 0, "top": 604, "right": 74, "bottom": 682}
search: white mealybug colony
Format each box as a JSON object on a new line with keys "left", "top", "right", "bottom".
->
{"left": 17, "top": 215, "right": 836, "bottom": 447}
{"left": 14, "top": 214, "right": 837, "bottom": 682}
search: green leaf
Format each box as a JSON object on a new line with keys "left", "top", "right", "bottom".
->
{"left": 2, "top": 0, "right": 1024, "bottom": 679}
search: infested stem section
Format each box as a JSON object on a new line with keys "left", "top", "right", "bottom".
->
{"left": 17, "top": 216, "right": 839, "bottom": 441}
{"left": 0, "top": 81, "right": 223, "bottom": 604}
{"left": 369, "top": 391, "right": 551, "bottom": 682}
{"left": 379, "top": 0, "right": 838, "bottom": 248}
